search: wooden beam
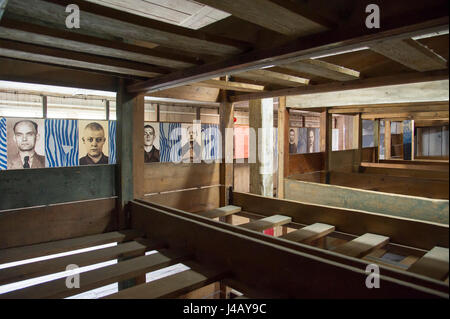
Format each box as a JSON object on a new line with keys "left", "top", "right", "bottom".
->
{"left": 7, "top": 0, "right": 248, "bottom": 57}
{"left": 236, "top": 69, "right": 310, "bottom": 87}
{"left": 240, "top": 215, "right": 292, "bottom": 232}
{"left": 0, "top": 19, "right": 199, "bottom": 69}
{"left": 333, "top": 234, "right": 390, "bottom": 258}
{"left": 277, "top": 97, "right": 287, "bottom": 198}
{"left": 371, "top": 38, "right": 448, "bottom": 72}
{"left": 127, "top": 14, "right": 449, "bottom": 94}
{"left": 280, "top": 223, "right": 335, "bottom": 244}
{"left": 329, "top": 102, "right": 450, "bottom": 115}
{"left": 0, "top": 39, "right": 167, "bottom": 78}
{"left": 198, "top": 205, "right": 242, "bottom": 219}
{"left": 194, "top": 0, "right": 328, "bottom": 36}
{"left": 0, "top": 230, "right": 142, "bottom": 265}
{"left": 385, "top": 120, "right": 392, "bottom": 160}
{"left": 0, "top": 249, "right": 190, "bottom": 299}
{"left": 105, "top": 261, "right": 227, "bottom": 299}
{"left": 190, "top": 79, "right": 265, "bottom": 92}
{"left": 360, "top": 162, "right": 449, "bottom": 172}
{"left": 408, "top": 247, "right": 449, "bottom": 280}
{"left": 283, "top": 59, "right": 360, "bottom": 81}
{"left": 231, "top": 70, "right": 449, "bottom": 102}
{"left": 0, "top": 0, "right": 8, "bottom": 21}
{"left": 362, "top": 111, "right": 449, "bottom": 120}
{"left": 219, "top": 93, "right": 234, "bottom": 207}
{"left": 133, "top": 93, "right": 144, "bottom": 199}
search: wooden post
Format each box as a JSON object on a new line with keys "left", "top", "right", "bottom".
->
{"left": 42, "top": 95, "right": 47, "bottom": 119}
{"left": 385, "top": 120, "right": 391, "bottom": 160}
{"left": 411, "top": 120, "right": 415, "bottom": 160}
{"left": 321, "top": 109, "right": 332, "bottom": 183}
{"left": 374, "top": 119, "right": 380, "bottom": 162}
{"left": 219, "top": 91, "right": 234, "bottom": 207}
{"left": 249, "top": 98, "right": 274, "bottom": 197}
{"left": 353, "top": 114, "right": 363, "bottom": 172}
{"left": 277, "top": 97, "right": 288, "bottom": 199}
{"left": 105, "top": 100, "right": 110, "bottom": 121}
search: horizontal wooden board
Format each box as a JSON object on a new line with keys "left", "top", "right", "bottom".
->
{"left": 240, "top": 215, "right": 292, "bottom": 232}
{"left": 0, "top": 197, "right": 117, "bottom": 250}
{"left": 143, "top": 163, "right": 220, "bottom": 194}
{"left": 233, "top": 192, "right": 449, "bottom": 251}
{"left": 289, "top": 153, "right": 324, "bottom": 175}
{"left": 142, "top": 186, "right": 221, "bottom": 213}
{"left": 408, "top": 246, "right": 449, "bottom": 280}
{"left": 280, "top": 223, "right": 335, "bottom": 243}
{"left": 198, "top": 205, "right": 241, "bottom": 219}
{"left": 284, "top": 178, "right": 449, "bottom": 224}
{"left": 333, "top": 233, "right": 390, "bottom": 258}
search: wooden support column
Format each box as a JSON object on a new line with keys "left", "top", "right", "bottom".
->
{"left": 321, "top": 109, "right": 332, "bottom": 183}
{"left": 249, "top": 98, "right": 274, "bottom": 197}
{"left": 116, "top": 79, "right": 144, "bottom": 230}
{"left": 385, "top": 120, "right": 392, "bottom": 160}
{"left": 353, "top": 114, "right": 363, "bottom": 172}
{"left": 219, "top": 91, "right": 234, "bottom": 207}
{"left": 42, "top": 95, "right": 47, "bottom": 119}
{"left": 374, "top": 119, "right": 380, "bottom": 162}
{"left": 277, "top": 97, "right": 288, "bottom": 199}
{"left": 411, "top": 120, "right": 415, "bottom": 160}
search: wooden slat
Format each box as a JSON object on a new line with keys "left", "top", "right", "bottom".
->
{"left": 0, "top": 230, "right": 143, "bottom": 265}
{"left": 281, "top": 223, "right": 335, "bottom": 244}
{"left": 0, "top": 240, "right": 165, "bottom": 285}
{"left": 240, "top": 215, "right": 292, "bottom": 232}
{"left": 190, "top": 80, "right": 265, "bottom": 92}
{"left": 198, "top": 205, "right": 241, "bottom": 219}
{"left": 0, "top": 39, "right": 168, "bottom": 78}
{"left": 362, "top": 111, "right": 449, "bottom": 121}
{"left": 283, "top": 59, "right": 360, "bottom": 81}
{"left": 194, "top": 0, "right": 327, "bottom": 36}
{"left": 333, "top": 233, "right": 390, "bottom": 258}
{"left": 329, "top": 102, "right": 450, "bottom": 115}
{"left": 236, "top": 69, "right": 310, "bottom": 87}
{"left": 0, "top": 249, "right": 190, "bottom": 299}
{"left": 408, "top": 247, "right": 449, "bottom": 280}
{"left": 104, "top": 261, "right": 227, "bottom": 299}
{"left": 360, "top": 162, "right": 449, "bottom": 172}
{"left": 371, "top": 38, "right": 448, "bottom": 72}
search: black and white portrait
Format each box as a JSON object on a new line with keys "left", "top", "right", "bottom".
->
{"left": 79, "top": 120, "right": 109, "bottom": 165}
{"left": 144, "top": 122, "right": 160, "bottom": 163}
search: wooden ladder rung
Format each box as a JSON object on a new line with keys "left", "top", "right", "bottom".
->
{"left": 280, "top": 223, "right": 335, "bottom": 243}
{"left": 0, "top": 229, "right": 143, "bottom": 265}
{"left": 332, "top": 233, "right": 390, "bottom": 258}
{"left": 408, "top": 246, "right": 449, "bottom": 281}
{"left": 0, "top": 240, "right": 165, "bottom": 286}
{"left": 0, "top": 248, "right": 190, "bottom": 299}
{"left": 240, "top": 215, "right": 292, "bottom": 232}
{"left": 104, "top": 261, "right": 228, "bottom": 299}
{"left": 197, "top": 205, "right": 242, "bottom": 219}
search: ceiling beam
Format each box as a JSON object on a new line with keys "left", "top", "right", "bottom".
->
{"left": 370, "top": 38, "right": 448, "bottom": 71}
{"left": 6, "top": 0, "right": 249, "bottom": 57}
{"left": 281, "top": 59, "right": 360, "bottom": 81}
{"left": 0, "top": 0, "right": 8, "bottom": 21}
{"left": 329, "top": 102, "right": 449, "bottom": 114}
{"left": 230, "top": 69, "right": 449, "bottom": 102}
{"left": 362, "top": 111, "right": 449, "bottom": 120}
{"left": 194, "top": 0, "right": 328, "bottom": 36}
{"left": 0, "top": 19, "right": 200, "bottom": 69}
{"left": 127, "top": 13, "right": 449, "bottom": 94}
{"left": 235, "top": 69, "right": 310, "bottom": 87}
{"left": 0, "top": 39, "right": 169, "bottom": 78}
{"left": 189, "top": 79, "right": 265, "bottom": 93}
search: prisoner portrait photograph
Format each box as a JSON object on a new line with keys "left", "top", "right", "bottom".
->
{"left": 181, "top": 123, "right": 201, "bottom": 162}
{"left": 78, "top": 120, "right": 109, "bottom": 165}
{"left": 307, "top": 128, "right": 320, "bottom": 153}
{"left": 144, "top": 122, "right": 160, "bottom": 163}
{"left": 7, "top": 118, "right": 45, "bottom": 170}
{"left": 289, "top": 128, "right": 298, "bottom": 154}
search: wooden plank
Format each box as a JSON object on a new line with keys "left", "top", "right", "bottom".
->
{"left": 360, "top": 162, "right": 449, "bottom": 172}
{"left": 371, "top": 38, "right": 447, "bottom": 72}
{"left": 149, "top": 85, "right": 220, "bottom": 103}
{"left": 240, "top": 215, "right": 292, "bottom": 232}
{"left": 130, "top": 201, "right": 448, "bottom": 298}
{"left": 230, "top": 70, "right": 449, "bottom": 102}
{"left": 333, "top": 233, "right": 390, "bottom": 258}
{"left": 0, "top": 230, "right": 143, "bottom": 265}
{"left": 7, "top": 0, "right": 247, "bottom": 56}
{"left": 281, "top": 223, "right": 335, "bottom": 244}
{"left": 127, "top": 15, "right": 449, "bottom": 93}
{"left": 329, "top": 102, "right": 450, "bottom": 115}
{"left": 0, "top": 39, "right": 167, "bottom": 78}
{"left": 133, "top": 94, "right": 145, "bottom": 199}
{"left": 277, "top": 96, "right": 287, "bottom": 198}
{"left": 408, "top": 247, "right": 449, "bottom": 280}
{"left": 190, "top": 80, "right": 265, "bottom": 93}
{"left": 237, "top": 69, "right": 310, "bottom": 87}
{"left": 0, "top": 240, "right": 165, "bottom": 285}
{"left": 0, "top": 19, "right": 198, "bottom": 69}
{"left": 362, "top": 111, "right": 449, "bottom": 120}
{"left": 105, "top": 261, "right": 227, "bottom": 299}
{"left": 289, "top": 153, "right": 325, "bottom": 176}
{"left": 198, "top": 206, "right": 241, "bottom": 219}
{"left": 0, "top": 249, "right": 190, "bottom": 299}
{"left": 194, "top": 0, "right": 327, "bottom": 36}
{"left": 219, "top": 94, "right": 234, "bottom": 207}
{"left": 284, "top": 59, "right": 360, "bottom": 81}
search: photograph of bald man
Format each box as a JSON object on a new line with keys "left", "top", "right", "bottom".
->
{"left": 7, "top": 119, "right": 45, "bottom": 169}
{"left": 144, "top": 123, "right": 160, "bottom": 163}
{"left": 79, "top": 122, "right": 109, "bottom": 165}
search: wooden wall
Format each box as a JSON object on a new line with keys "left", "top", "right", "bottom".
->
{"left": 288, "top": 152, "right": 324, "bottom": 175}
{"left": 284, "top": 178, "right": 449, "bottom": 225}
{"left": 0, "top": 165, "right": 116, "bottom": 210}
{"left": 329, "top": 148, "right": 375, "bottom": 173}
{"left": 0, "top": 197, "right": 117, "bottom": 249}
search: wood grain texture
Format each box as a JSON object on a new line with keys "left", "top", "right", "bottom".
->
{"left": 289, "top": 153, "right": 325, "bottom": 175}
{"left": 408, "top": 246, "right": 449, "bottom": 280}
{"left": 240, "top": 215, "right": 292, "bottom": 232}
{"left": 333, "top": 233, "right": 390, "bottom": 258}
{"left": 284, "top": 59, "right": 360, "bottom": 81}
{"left": 198, "top": 205, "right": 241, "bottom": 219}
{"left": 281, "top": 223, "right": 335, "bottom": 243}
